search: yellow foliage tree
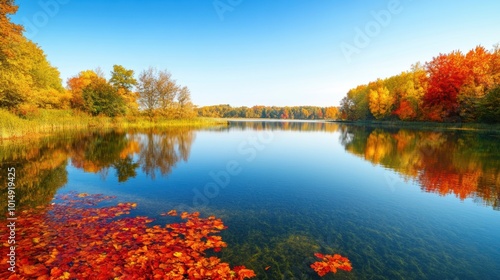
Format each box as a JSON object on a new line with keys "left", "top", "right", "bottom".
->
{"left": 325, "top": 106, "right": 339, "bottom": 120}
{"left": 368, "top": 86, "right": 393, "bottom": 119}
{"left": 0, "top": 1, "right": 66, "bottom": 111}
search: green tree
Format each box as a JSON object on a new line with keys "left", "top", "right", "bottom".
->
{"left": 478, "top": 86, "right": 500, "bottom": 123}
{"left": 82, "top": 77, "right": 125, "bottom": 116}
{"left": 110, "top": 65, "right": 139, "bottom": 115}
{"left": 110, "top": 65, "right": 137, "bottom": 91}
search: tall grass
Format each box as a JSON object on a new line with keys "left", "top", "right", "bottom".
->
{"left": 0, "top": 109, "right": 226, "bottom": 139}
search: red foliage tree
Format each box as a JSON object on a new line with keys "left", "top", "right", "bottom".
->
{"left": 423, "top": 51, "right": 467, "bottom": 121}
{"left": 393, "top": 100, "right": 417, "bottom": 121}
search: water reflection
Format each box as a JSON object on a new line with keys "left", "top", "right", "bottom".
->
{"left": 1, "top": 123, "right": 499, "bottom": 212}
{"left": 229, "top": 121, "right": 500, "bottom": 210}
{"left": 0, "top": 127, "right": 196, "bottom": 209}
{"left": 138, "top": 128, "right": 195, "bottom": 179}
{"left": 339, "top": 126, "right": 500, "bottom": 210}
{"left": 0, "top": 138, "right": 69, "bottom": 210}
{"left": 228, "top": 120, "right": 340, "bottom": 132}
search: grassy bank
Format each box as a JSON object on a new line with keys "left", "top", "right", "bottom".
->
{"left": 0, "top": 109, "right": 227, "bottom": 140}
{"left": 329, "top": 119, "right": 500, "bottom": 132}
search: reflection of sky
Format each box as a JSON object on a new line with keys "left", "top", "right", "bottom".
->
{"left": 58, "top": 124, "right": 500, "bottom": 278}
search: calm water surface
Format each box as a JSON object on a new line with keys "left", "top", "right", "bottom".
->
{"left": 1, "top": 121, "right": 499, "bottom": 279}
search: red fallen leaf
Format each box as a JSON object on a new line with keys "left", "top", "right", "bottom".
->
{"left": 22, "top": 264, "right": 48, "bottom": 276}
{"left": 314, "top": 253, "right": 325, "bottom": 259}
{"left": 50, "top": 267, "right": 63, "bottom": 277}
{"left": 311, "top": 252, "right": 352, "bottom": 277}
{"left": 167, "top": 210, "right": 178, "bottom": 216}
{"left": 265, "top": 266, "right": 271, "bottom": 271}
{"left": 237, "top": 268, "right": 257, "bottom": 279}
{"left": 0, "top": 193, "right": 256, "bottom": 279}
{"left": 214, "top": 247, "right": 222, "bottom": 252}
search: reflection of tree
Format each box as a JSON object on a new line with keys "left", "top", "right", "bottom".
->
{"left": 341, "top": 127, "right": 500, "bottom": 210}
{"left": 0, "top": 127, "right": 197, "bottom": 210}
{"left": 113, "top": 157, "right": 140, "bottom": 182}
{"left": 228, "top": 121, "right": 339, "bottom": 133}
{"left": 0, "top": 138, "right": 69, "bottom": 209}
{"left": 70, "top": 131, "right": 130, "bottom": 174}
{"left": 69, "top": 128, "right": 195, "bottom": 181}
{"left": 139, "top": 128, "right": 195, "bottom": 179}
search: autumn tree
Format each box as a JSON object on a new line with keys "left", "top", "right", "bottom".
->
{"left": 137, "top": 67, "right": 180, "bottom": 120}
{"left": 369, "top": 85, "right": 393, "bottom": 120}
{"left": 110, "top": 65, "right": 137, "bottom": 91}
{"left": 67, "top": 70, "right": 100, "bottom": 110}
{"left": 0, "top": 37, "right": 66, "bottom": 111}
{"left": 0, "top": 0, "right": 23, "bottom": 64}
{"left": 81, "top": 75, "right": 126, "bottom": 117}
{"left": 110, "top": 65, "right": 138, "bottom": 115}
{"left": 394, "top": 64, "right": 428, "bottom": 120}
{"left": 458, "top": 46, "right": 495, "bottom": 121}
{"left": 0, "top": 1, "right": 66, "bottom": 111}
{"left": 176, "top": 86, "right": 195, "bottom": 119}
{"left": 339, "top": 85, "right": 372, "bottom": 121}
{"left": 423, "top": 51, "right": 467, "bottom": 121}
{"left": 325, "top": 106, "right": 339, "bottom": 120}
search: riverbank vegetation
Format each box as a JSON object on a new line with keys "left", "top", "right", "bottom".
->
{"left": 0, "top": 108, "right": 224, "bottom": 139}
{"left": 1, "top": 1, "right": 217, "bottom": 140}
{"left": 339, "top": 45, "right": 500, "bottom": 123}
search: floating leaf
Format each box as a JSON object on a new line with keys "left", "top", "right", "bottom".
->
{"left": 311, "top": 252, "right": 352, "bottom": 277}
{"left": 0, "top": 192, "right": 255, "bottom": 279}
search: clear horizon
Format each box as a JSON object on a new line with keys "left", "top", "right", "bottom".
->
{"left": 11, "top": 0, "right": 500, "bottom": 107}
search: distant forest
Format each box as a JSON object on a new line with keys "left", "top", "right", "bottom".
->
{"left": 197, "top": 105, "right": 339, "bottom": 120}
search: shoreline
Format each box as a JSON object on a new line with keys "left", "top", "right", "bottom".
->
{"left": 220, "top": 117, "right": 500, "bottom": 132}
{"left": 0, "top": 109, "right": 227, "bottom": 141}
{"left": 326, "top": 120, "right": 500, "bottom": 132}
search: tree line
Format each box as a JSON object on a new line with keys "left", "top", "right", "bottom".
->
{"left": 0, "top": 1, "right": 195, "bottom": 120}
{"left": 197, "top": 105, "right": 340, "bottom": 120}
{"left": 67, "top": 66, "right": 195, "bottom": 119}
{"left": 339, "top": 45, "right": 500, "bottom": 123}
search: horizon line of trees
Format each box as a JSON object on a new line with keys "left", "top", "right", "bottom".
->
{"left": 197, "top": 105, "right": 340, "bottom": 120}
{"left": 339, "top": 45, "right": 500, "bottom": 123}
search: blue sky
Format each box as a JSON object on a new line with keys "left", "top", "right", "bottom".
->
{"left": 11, "top": 0, "right": 500, "bottom": 106}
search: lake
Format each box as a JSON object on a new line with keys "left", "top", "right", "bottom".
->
{"left": 1, "top": 121, "right": 499, "bottom": 279}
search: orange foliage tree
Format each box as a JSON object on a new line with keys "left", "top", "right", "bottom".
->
{"left": 67, "top": 70, "right": 102, "bottom": 110}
